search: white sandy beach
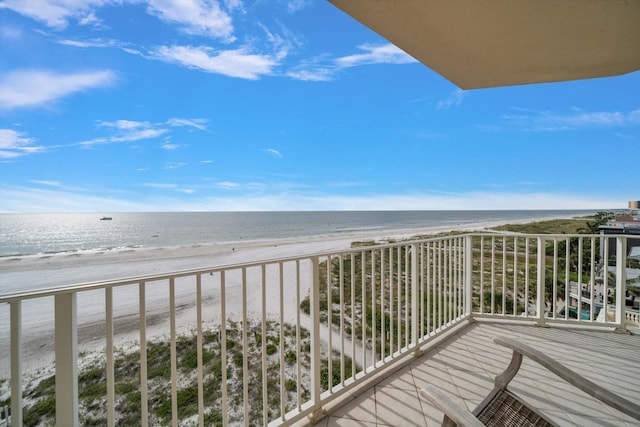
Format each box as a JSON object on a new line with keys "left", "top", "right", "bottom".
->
{"left": 0, "top": 218, "right": 558, "bottom": 380}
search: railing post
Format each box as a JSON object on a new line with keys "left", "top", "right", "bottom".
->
{"left": 55, "top": 293, "right": 78, "bottom": 426}
{"left": 615, "top": 236, "right": 627, "bottom": 332}
{"left": 464, "top": 236, "right": 473, "bottom": 318}
{"left": 308, "top": 257, "right": 325, "bottom": 423}
{"left": 10, "top": 301, "right": 22, "bottom": 427}
{"left": 536, "top": 237, "right": 546, "bottom": 327}
{"left": 411, "top": 244, "right": 419, "bottom": 348}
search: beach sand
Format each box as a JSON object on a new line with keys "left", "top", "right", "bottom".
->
{"left": 0, "top": 219, "right": 543, "bottom": 379}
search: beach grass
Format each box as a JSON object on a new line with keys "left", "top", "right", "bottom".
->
{"left": 15, "top": 319, "right": 325, "bottom": 426}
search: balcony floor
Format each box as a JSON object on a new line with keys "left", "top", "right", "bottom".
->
{"left": 315, "top": 321, "right": 640, "bottom": 426}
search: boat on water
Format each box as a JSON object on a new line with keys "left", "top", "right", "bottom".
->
{"left": 100, "top": 217, "right": 112, "bottom": 220}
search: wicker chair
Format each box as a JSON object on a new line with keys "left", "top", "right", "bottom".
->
{"left": 420, "top": 337, "right": 640, "bottom": 427}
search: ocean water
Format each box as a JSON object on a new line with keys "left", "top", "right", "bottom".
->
{"left": 0, "top": 210, "right": 595, "bottom": 257}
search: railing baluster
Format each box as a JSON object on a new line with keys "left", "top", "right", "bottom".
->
{"left": 590, "top": 236, "right": 596, "bottom": 321}
{"left": 309, "top": 257, "right": 322, "bottom": 422}
{"left": 10, "top": 301, "right": 22, "bottom": 427}
{"left": 339, "top": 255, "right": 345, "bottom": 382}
{"left": 446, "top": 239, "right": 450, "bottom": 321}
{"left": 419, "top": 243, "right": 424, "bottom": 338}
{"left": 139, "top": 282, "right": 148, "bottom": 427}
{"left": 404, "top": 245, "right": 410, "bottom": 346}
{"left": 502, "top": 236, "right": 507, "bottom": 315}
{"left": 105, "top": 287, "right": 115, "bottom": 427}
{"left": 196, "top": 274, "right": 204, "bottom": 427}
{"left": 220, "top": 271, "right": 229, "bottom": 426}
{"left": 603, "top": 238, "right": 609, "bottom": 324}
{"left": 615, "top": 237, "right": 627, "bottom": 329}
{"left": 278, "top": 262, "right": 285, "bottom": 422}
{"left": 564, "top": 238, "right": 570, "bottom": 321}
{"left": 169, "top": 278, "right": 177, "bottom": 427}
{"left": 295, "top": 260, "right": 302, "bottom": 412}
{"left": 524, "top": 238, "right": 530, "bottom": 318}
{"left": 491, "top": 236, "right": 495, "bottom": 315}
{"left": 361, "top": 250, "right": 367, "bottom": 371}
{"left": 327, "top": 256, "right": 333, "bottom": 388}
{"left": 372, "top": 249, "right": 377, "bottom": 366}
{"left": 465, "top": 236, "right": 472, "bottom": 318}
{"left": 55, "top": 293, "right": 78, "bottom": 427}
{"left": 410, "top": 244, "right": 418, "bottom": 348}
{"left": 578, "top": 237, "right": 583, "bottom": 322}
{"left": 513, "top": 237, "right": 518, "bottom": 317}
{"left": 536, "top": 237, "right": 546, "bottom": 325}
{"left": 396, "top": 246, "right": 403, "bottom": 353}
{"left": 552, "top": 238, "right": 558, "bottom": 319}
{"left": 351, "top": 253, "right": 356, "bottom": 377}
{"left": 438, "top": 240, "right": 443, "bottom": 329}
{"left": 242, "top": 268, "right": 249, "bottom": 425}
{"left": 380, "top": 250, "right": 386, "bottom": 359}
{"left": 388, "top": 247, "right": 394, "bottom": 355}
{"left": 261, "top": 265, "right": 268, "bottom": 426}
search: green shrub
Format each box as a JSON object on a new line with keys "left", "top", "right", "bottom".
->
{"left": 285, "top": 379, "right": 297, "bottom": 392}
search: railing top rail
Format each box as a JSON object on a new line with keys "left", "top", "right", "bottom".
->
{"left": 468, "top": 232, "right": 606, "bottom": 238}
{"left": 1, "top": 231, "right": 628, "bottom": 303}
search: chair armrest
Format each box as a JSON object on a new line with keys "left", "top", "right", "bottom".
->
{"left": 420, "top": 384, "right": 485, "bottom": 427}
{"left": 495, "top": 337, "right": 640, "bottom": 421}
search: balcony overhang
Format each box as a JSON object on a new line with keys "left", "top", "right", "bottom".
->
{"left": 328, "top": 0, "right": 640, "bottom": 89}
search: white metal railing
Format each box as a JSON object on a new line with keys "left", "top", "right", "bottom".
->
{"left": 470, "top": 234, "right": 630, "bottom": 331}
{"left": 0, "top": 234, "right": 631, "bottom": 426}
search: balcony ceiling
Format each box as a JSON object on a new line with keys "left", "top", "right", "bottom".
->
{"left": 329, "top": 0, "right": 640, "bottom": 89}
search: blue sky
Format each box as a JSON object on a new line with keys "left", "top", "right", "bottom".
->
{"left": 0, "top": 0, "right": 638, "bottom": 213}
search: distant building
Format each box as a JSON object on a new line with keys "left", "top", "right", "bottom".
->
{"left": 600, "top": 212, "right": 640, "bottom": 260}
{"left": 630, "top": 200, "right": 640, "bottom": 210}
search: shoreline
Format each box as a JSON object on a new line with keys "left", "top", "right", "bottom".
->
{"left": 0, "top": 215, "right": 584, "bottom": 379}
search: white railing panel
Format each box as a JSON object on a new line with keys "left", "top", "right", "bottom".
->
{"left": 1, "top": 233, "right": 632, "bottom": 427}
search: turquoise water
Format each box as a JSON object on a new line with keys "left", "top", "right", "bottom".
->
{"left": 0, "top": 210, "right": 595, "bottom": 257}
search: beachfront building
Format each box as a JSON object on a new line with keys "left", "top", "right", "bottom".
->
{"left": 2, "top": 1, "right": 640, "bottom": 426}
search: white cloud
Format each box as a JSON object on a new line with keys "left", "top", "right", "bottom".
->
{"left": 140, "top": 182, "right": 194, "bottom": 194}
{"left": 62, "top": 117, "right": 207, "bottom": 150}
{"left": 335, "top": 43, "right": 416, "bottom": 68}
{"left": 142, "top": 183, "right": 178, "bottom": 189}
{"left": 266, "top": 148, "right": 283, "bottom": 158}
{"left": 286, "top": 0, "right": 310, "bottom": 14}
{"left": 217, "top": 181, "right": 240, "bottom": 189}
{"left": 503, "top": 107, "right": 640, "bottom": 131}
{"left": 98, "top": 120, "right": 151, "bottom": 130}
{"left": 0, "top": 129, "right": 44, "bottom": 158}
{"left": 90, "top": 120, "right": 169, "bottom": 144}
{"left": 153, "top": 45, "right": 278, "bottom": 79}
{"left": 286, "top": 67, "right": 334, "bottom": 82}
{"left": 112, "top": 128, "right": 169, "bottom": 142}
{"left": 288, "top": 44, "right": 416, "bottom": 82}
{"left": 0, "top": 0, "right": 110, "bottom": 29}
{"left": 167, "top": 117, "right": 209, "bottom": 131}
{"left": 29, "top": 180, "right": 62, "bottom": 187}
{"left": 0, "top": 69, "right": 116, "bottom": 110}
{"left": 57, "top": 37, "right": 120, "bottom": 48}
{"left": 436, "top": 89, "right": 466, "bottom": 109}
{"left": 165, "top": 162, "right": 187, "bottom": 169}
{"left": 146, "top": 0, "right": 235, "bottom": 41}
